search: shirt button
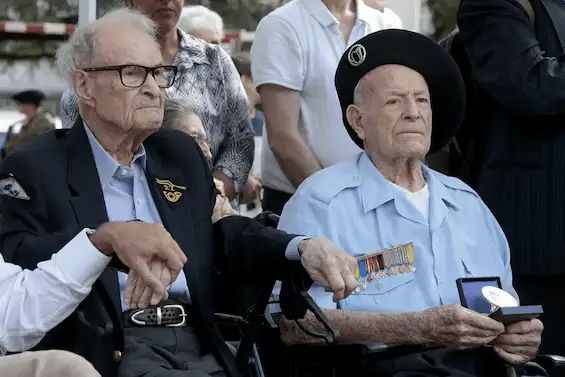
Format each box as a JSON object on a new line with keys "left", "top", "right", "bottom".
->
{"left": 136, "top": 199, "right": 142, "bottom": 205}
{"left": 113, "top": 350, "right": 122, "bottom": 362}
{"left": 121, "top": 170, "right": 127, "bottom": 176}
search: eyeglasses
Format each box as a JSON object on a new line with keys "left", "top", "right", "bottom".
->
{"left": 82, "top": 64, "right": 178, "bottom": 88}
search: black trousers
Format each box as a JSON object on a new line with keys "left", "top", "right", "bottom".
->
{"left": 513, "top": 274, "right": 565, "bottom": 356}
{"left": 261, "top": 187, "right": 293, "bottom": 216}
{"left": 118, "top": 320, "right": 226, "bottom": 377}
{"left": 363, "top": 347, "right": 538, "bottom": 377}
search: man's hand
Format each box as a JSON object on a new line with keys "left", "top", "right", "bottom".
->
{"left": 89, "top": 222, "right": 187, "bottom": 306}
{"left": 241, "top": 172, "right": 262, "bottom": 204}
{"left": 493, "top": 319, "right": 543, "bottom": 364}
{"left": 212, "top": 178, "right": 239, "bottom": 223}
{"left": 298, "top": 238, "right": 358, "bottom": 301}
{"left": 423, "top": 305, "right": 505, "bottom": 349}
{"left": 124, "top": 258, "right": 174, "bottom": 309}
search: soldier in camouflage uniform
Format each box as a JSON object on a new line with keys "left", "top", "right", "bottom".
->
{"left": 4, "top": 90, "right": 55, "bottom": 154}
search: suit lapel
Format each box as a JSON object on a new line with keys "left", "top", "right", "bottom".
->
{"left": 540, "top": 0, "right": 565, "bottom": 51}
{"left": 144, "top": 150, "right": 201, "bottom": 300}
{"left": 66, "top": 120, "right": 122, "bottom": 321}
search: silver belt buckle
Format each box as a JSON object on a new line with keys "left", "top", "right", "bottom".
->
{"left": 164, "top": 304, "right": 187, "bottom": 327}
{"left": 130, "top": 304, "right": 187, "bottom": 327}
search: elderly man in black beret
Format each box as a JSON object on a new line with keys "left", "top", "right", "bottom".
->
{"left": 276, "top": 30, "right": 543, "bottom": 376}
{"left": 4, "top": 90, "right": 55, "bottom": 154}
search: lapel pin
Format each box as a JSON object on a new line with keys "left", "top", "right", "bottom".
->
{"left": 0, "top": 176, "right": 30, "bottom": 200}
{"left": 155, "top": 178, "right": 186, "bottom": 203}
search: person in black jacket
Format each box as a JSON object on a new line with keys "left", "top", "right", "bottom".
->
{"left": 458, "top": 0, "right": 565, "bottom": 356}
{"left": 0, "top": 8, "right": 357, "bottom": 377}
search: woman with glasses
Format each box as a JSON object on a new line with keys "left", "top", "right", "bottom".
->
{"left": 60, "top": 0, "right": 254, "bottom": 203}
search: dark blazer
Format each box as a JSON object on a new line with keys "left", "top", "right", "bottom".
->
{"left": 0, "top": 120, "right": 297, "bottom": 377}
{"left": 457, "top": 0, "right": 565, "bottom": 276}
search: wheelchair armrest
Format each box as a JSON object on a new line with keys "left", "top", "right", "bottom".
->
{"left": 534, "top": 354, "right": 565, "bottom": 372}
{"left": 288, "top": 340, "right": 439, "bottom": 362}
{"left": 279, "top": 265, "right": 340, "bottom": 344}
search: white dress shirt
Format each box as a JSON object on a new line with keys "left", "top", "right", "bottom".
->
{"left": 0, "top": 229, "right": 111, "bottom": 353}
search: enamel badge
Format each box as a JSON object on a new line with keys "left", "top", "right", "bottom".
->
{"left": 0, "top": 176, "right": 30, "bottom": 200}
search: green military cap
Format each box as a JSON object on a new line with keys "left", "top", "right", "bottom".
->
{"left": 11, "top": 90, "right": 46, "bottom": 106}
{"left": 334, "top": 29, "right": 465, "bottom": 153}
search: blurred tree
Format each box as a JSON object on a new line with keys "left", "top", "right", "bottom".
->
{"left": 426, "top": 0, "right": 459, "bottom": 39}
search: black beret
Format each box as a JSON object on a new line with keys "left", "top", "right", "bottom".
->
{"left": 11, "top": 90, "right": 46, "bottom": 106}
{"left": 335, "top": 29, "right": 465, "bottom": 153}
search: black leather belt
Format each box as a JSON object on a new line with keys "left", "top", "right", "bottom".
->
{"left": 124, "top": 303, "right": 191, "bottom": 327}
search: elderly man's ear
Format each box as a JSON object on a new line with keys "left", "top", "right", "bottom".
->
{"left": 346, "top": 105, "right": 365, "bottom": 141}
{"left": 72, "top": 71, "right": 95, "bottom": 106}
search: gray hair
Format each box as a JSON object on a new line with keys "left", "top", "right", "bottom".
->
{"left": 178, "top": 6, "right": 224, "bottom": 38}
{"left": 353, "top": 76, "right": 373, "bottom": 106}
{"left": 55, "top": 7, "right": 157, "bottom": 83}
{"left": 163, "top": 98, "right": 201, "bottom": 130}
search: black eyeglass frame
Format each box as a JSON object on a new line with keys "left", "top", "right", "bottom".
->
{"left": 82, "top": 64, "right": 178, "bottom": 88}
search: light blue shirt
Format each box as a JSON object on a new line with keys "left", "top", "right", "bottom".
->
{"left": 278, "top": 152, "right": 516, "bottom": 313}
{"left": 84, "top": 125, "right": 190, "bottom": 310}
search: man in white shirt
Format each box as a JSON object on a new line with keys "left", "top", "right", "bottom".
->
{"left": 0, "top": 221, "right": 186, "bottom": 376}
{"left": 251, "top": 0, "right": 403, "bottom": 215}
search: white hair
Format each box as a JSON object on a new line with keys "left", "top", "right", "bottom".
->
{"left": 353, "top": 76, "right": 370, "bottom": 106}
{"left": 55, "top": 7, "right": 157, "bottom": 83}
{"left": 178, "top": 6, "right": 224, "bottom": 38}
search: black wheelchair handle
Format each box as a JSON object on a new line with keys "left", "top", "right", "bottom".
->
{"left": 294, "top": 288, "right": 340, "bottom": 344}
{"left": 280, "top": 263, "right": 340, "bottom": 344}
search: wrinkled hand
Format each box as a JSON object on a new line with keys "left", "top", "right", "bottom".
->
{"left": 423, "top": 305, "right": 505, "bottom": 349}
{"left": 124, "top": 258, "right": 175, "bottom": 309}
{"left": 493, "top": 319, "right": 543, "bottom": 364}
{"left": 214, "top": 178, "right": 227, "bottom": 197}
{"left": 241, "top": 172, "right": 261, "bottom": 204}
{"left": 89, "top": 222, "right": 187, "bottom": 306}
{"left": 212, "top": 178, "right": 238, "bottom": 223}
{"left": 298, "top": 238, "right": 357, "bottom": 301}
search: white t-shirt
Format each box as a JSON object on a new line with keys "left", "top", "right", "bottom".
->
{"left": 251, "top": 0, "right": 403, "bottom": 194}
{"left": 393, "top": 183, "right": 430, "bottom": 222}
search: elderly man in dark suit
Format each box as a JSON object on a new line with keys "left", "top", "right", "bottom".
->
{"left": 457, "top": 0, "right": 565, "bottom": 356}
{"left": 0, "top": 7, "right": 357, "bottom": 377}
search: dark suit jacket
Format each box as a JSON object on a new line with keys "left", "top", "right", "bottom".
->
{"left": 0, "top": 120, "right": 297, "bottom": 377}
{"left": 457, "top": 0, "right": 565, "bottom": 276}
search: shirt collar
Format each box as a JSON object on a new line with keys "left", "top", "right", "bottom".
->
{"left": 356, "top": 152, "right": 459, "bottom": 213}
{"left": 300, "top": 0, "right": 374, "bottom": 28}
{"left": 175, "top": 29, "right": 211, "bottom": 68}
{"left": 83, "top": 123, "right": 147, "bottom": 188}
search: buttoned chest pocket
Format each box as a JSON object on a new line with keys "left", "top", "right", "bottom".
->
{"left": 354, "top": 271, "right": 416, "bottom": 295}
{"left": 341, "top": 272, "right": 416, "bottom": 312}
{"left": 459, "top": 251, "right": 502, "bottom": 279}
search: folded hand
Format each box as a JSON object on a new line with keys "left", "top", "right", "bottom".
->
{"left": 124, "top": 258, "right": 175, "bottom": 309}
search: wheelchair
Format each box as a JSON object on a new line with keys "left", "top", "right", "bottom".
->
{"left": 219, "top": 212, "right": 565, "bottom": 377}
